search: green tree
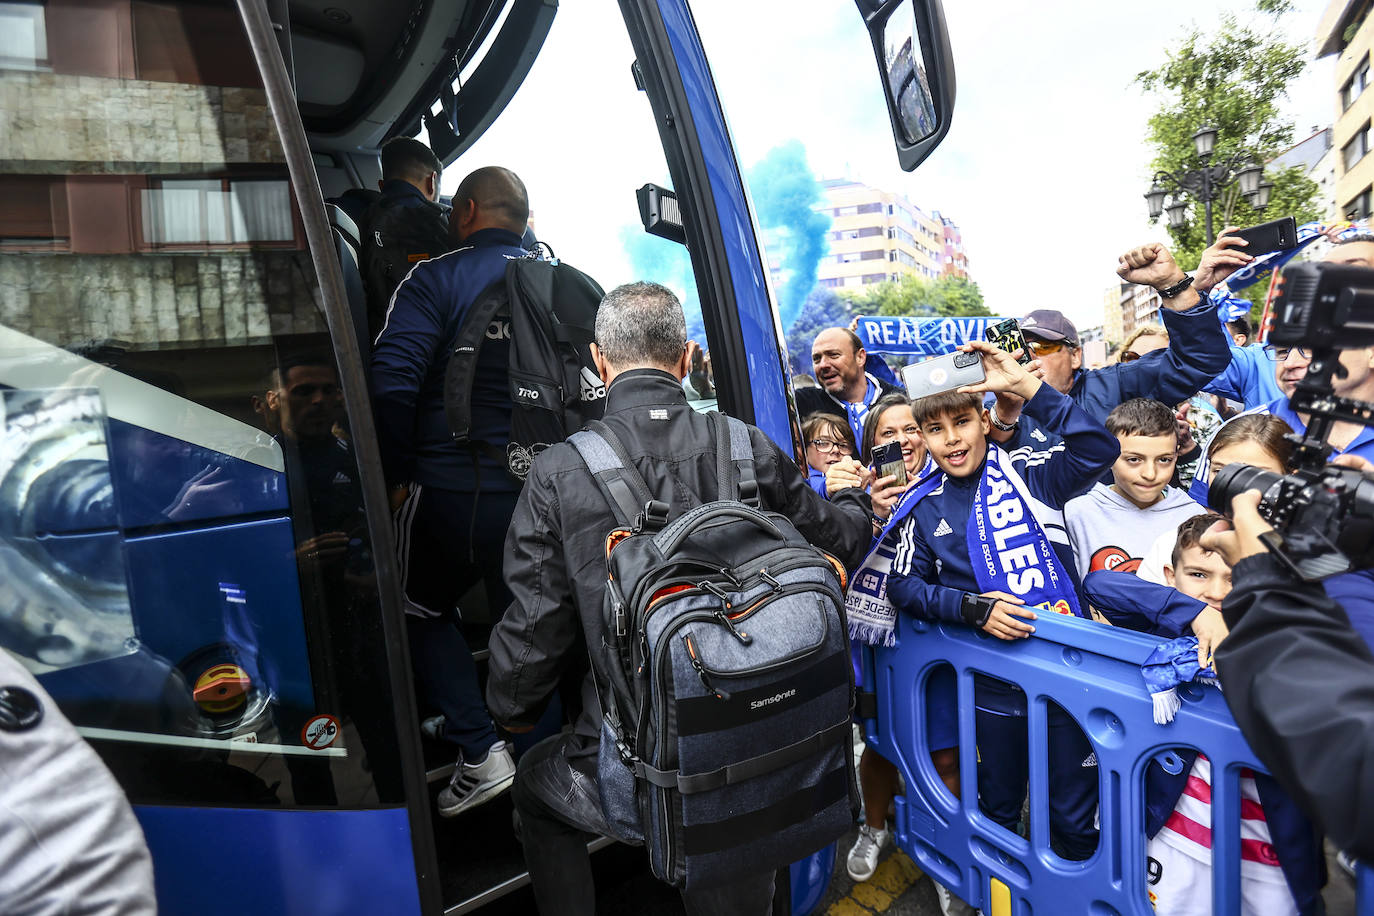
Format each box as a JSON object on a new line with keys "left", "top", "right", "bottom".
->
{"left": 1136, "top": 1, "right": 1323, "bottom": 316}
{"left": 842, "top": 273, "right": 990, "bottom": 319}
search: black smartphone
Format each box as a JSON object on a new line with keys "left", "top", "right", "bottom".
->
{"left": 1231, "top": 216, "right": 1298, "bottom": 257}
{"left": 985, "top": 318, "right": 1032, "bottom": 364}
{"left": 871, "top": 441, "right": 907, "bottom": 487}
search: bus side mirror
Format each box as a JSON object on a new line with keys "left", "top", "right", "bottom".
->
{"left": 855, "top": 0, "right": 956, "bottom": 172}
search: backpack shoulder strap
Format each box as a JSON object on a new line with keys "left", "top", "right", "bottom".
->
{"left": 569, "top": 420, "right": 665, "bottom": 529}
{"left": 442, "top": 277, "right": 508, "bottom": 444}
{"left": 717, "top": 413, "right": 759, "bottom": 509}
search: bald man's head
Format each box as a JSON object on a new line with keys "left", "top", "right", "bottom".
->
{"left": 451, "top": 166, "right": 529, "bottom": 241}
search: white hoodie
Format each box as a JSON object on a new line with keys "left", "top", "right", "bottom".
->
{"left": 1063, "top": 482, "right": 1205, "bottom": 576}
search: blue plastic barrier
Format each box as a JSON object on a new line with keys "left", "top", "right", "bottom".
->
{"left": 862, "top": 610, "right": 1371, "bottom": 915}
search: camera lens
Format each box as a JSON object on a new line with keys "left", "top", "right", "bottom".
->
{"left": 1207, "top": 463, "right": 1283, "bottom": 515}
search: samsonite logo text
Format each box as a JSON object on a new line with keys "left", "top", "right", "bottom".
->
{"left": 750, "top": 688, "right": 797, "bottom": 710}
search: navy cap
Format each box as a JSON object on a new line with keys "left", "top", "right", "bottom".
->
{"left": 1020, "top": 310, "right": 1079, "bottom": 346}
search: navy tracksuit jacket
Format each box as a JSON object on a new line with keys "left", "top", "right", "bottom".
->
{"left": 886, "top": 383, "right": 1119, "bottom": 859}
{"left": 369, "top": 227, "right": 527, "bottom": 493}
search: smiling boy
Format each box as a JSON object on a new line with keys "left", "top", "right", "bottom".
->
{"left": 880, "top": 340, "right": 1119, "bottom": 864}
{"left": 1064, "top": 398, "right": 1203, "bottom": 575}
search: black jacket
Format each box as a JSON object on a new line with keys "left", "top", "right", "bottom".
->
{"left": 1216, "top": 552, "right": 1374, "bottom": 860}
{"left": 485, "top": 369, "right": 872, "bottom": 753}
{"left": 361, "top": 180, "right": 452, "bottom": 340}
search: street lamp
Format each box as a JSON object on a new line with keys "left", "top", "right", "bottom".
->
{"left": 1192, "top": 124, "right": 1218, "bottom": 159}
{"left": 1165, "top": 198, "right": 1189, "bottom": 230}
{"left": 1142, "top": 125, "right": 1267, "bottom": 245}
{"left": 1145, "top": 182, "right": 1169, "bottom": 219}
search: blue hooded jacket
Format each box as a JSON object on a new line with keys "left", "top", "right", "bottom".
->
{"left": 1005, "top": 301, "right": 1233, "bottom": 453}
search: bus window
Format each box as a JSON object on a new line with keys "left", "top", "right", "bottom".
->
{"left": 0, "top": 0, "right": 404, "bottom": 809}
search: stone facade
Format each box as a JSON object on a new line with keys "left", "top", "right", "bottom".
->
{"left": 0, "top": 251, "right": 323, "bottom": 352}
{"left": 0, "top": 72, "right": 282, "bottom": 176}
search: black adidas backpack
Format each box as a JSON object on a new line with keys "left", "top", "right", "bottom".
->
{"left": 360, "top": 194, "right": 452, "bottom": 341}
{"left": 443, "top": 251, "right": 606, "bottom": 480}
{"left": 568, "top": 412, "right": 858, "bottom": 890}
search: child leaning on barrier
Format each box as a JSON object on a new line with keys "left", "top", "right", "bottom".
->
{"left": 1064, "top": 398, "right": 1204, "bottom": 577}
{"left": 1083, "top": 515, "right": 1325, "bottom": 916}
{"left": 875, "top": 340, "right": 1119, "bottom": 864}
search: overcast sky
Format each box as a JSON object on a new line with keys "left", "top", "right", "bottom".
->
{"left": 449, "top": 0, "right": 1335, "bottom": 333}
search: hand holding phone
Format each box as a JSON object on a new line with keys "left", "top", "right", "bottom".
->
{"left": 902, "top": 350, "right": 986, "bottom": 400}
{"left": 870, "top": 441, "right": 907, "bottom": 488}
{"left": 1229, "top": 216, "right": 1298, "bottom": 257}
{"left": 985, "top": 318, "right": 1032, "bottom": 365}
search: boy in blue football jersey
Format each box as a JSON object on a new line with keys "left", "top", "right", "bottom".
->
{"left": 885, "top": 340, "right": 1119, "bottom": 862}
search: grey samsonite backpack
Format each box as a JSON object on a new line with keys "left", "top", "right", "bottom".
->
{"left": 568, "top": 411, "right": 857, "bottom": 890}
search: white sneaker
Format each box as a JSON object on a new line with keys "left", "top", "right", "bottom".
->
{"left": 846, "top": 823, "right": 889, "bottom": 882}
{"left": 933, "top": 880, "right": 978, "bottom": 916}
{"left": 437, "top": 740, "right": 515, "bottom": 817}
{"left": 420, "top": 715, "right": 444, "bottom": 740}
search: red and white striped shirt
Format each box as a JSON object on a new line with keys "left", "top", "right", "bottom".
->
{"left": 1147, "top": 755, "right": 1294, "bottom": 915}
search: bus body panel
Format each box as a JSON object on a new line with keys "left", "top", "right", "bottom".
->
{"left": 656, "top": 0, "right": 797, "bottom": 453}
{"left": 135, "top": 805, "right": 423, "bottom": 915}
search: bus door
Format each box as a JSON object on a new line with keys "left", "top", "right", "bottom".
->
{"left": 0, "top": 2, "right": 435, "bottom": 913}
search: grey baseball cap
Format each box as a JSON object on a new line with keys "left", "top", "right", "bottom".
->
{"left": 1020, "top": 309, "right": 1079, "bottom": 345}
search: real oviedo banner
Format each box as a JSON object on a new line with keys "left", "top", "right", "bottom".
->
{"left": 855, "top": 316, "right": 1012, "bottom": 357}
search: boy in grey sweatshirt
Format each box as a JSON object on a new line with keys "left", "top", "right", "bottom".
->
{"left": 1064, "top": 398, "right": 1203, "bottom": 575}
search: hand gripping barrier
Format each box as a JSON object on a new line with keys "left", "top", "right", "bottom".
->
{"left": 860, "top": 610, "right": 1371, "bottom": 916}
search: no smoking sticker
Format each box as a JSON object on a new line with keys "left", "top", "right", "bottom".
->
{"left": 301, "top": 714, "right": 340, "bottom": 750}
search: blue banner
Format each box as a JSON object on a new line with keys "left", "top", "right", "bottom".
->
{"left": 856, "top": 315, "right": 1011, "bottom": 356}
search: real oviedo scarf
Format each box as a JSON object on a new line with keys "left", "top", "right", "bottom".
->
{"left": 969, "top": 448, "right": 1081, "bottom": 619}
{"left": 846, "top": 446, "right": 1080, "bottom": 647}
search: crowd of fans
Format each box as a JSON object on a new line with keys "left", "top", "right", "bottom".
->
{"left": 349, "top": 135, "right": 1368, "bottom": 913}
{"left": 798, "top": 228, "right": 1374, "bottom": 915}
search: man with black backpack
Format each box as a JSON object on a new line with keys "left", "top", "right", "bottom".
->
{"left": 486, "top": 282, "right": 874, "bottom": 915}
{"left": 360, "top": 137, "right": 452, "bottom": 341}
{"left": 370, "top": 166, "right": 531, "bottom": 818}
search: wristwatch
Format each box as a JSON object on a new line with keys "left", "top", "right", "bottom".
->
{"left": 1157, "top": 274, "right": 1194, "bottom": 299}
{"left": 989, "top": 409, "right": 1019, "bottom": 433}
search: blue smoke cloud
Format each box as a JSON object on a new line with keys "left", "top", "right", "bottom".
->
{"left": 619, "top": 226, "right": 705, "bottom": 343}
{"left": 746, "top": 141, "right": 831, "bottom": 330}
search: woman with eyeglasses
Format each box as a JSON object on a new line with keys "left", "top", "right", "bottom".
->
{"left": 816, "top": 394, "right": 940, "bottom": 885}
{"left": 801, "top": 413, "right": 858, "bottom": 496}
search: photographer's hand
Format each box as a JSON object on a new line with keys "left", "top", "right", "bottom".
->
{"left": 1332, "top": 453, "right": 1374, "bottom": 474}
{"left": 956, "top": 340, "right": 1042, "bottom": 401}
{"left": 1200, "top": 489, "right": 1273, "bottom": 566}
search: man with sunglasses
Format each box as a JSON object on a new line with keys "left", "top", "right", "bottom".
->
{"left": 1190, "top": 235, "right": 1374, "bottom": 506}
{"left": 989, "top": 238, "right": 1237, "bottom": 458}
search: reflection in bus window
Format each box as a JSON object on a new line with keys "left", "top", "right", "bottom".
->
{"left": 0, "top": 0, "right": 402, "bottom": 808}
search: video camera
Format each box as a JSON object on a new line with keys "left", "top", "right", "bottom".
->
{"left": 1208, "top": 261, "right": 1374, "bottom": 580}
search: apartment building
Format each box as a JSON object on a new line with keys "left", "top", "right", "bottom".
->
{"left": 813, "top": 178, "right": 967, "bottom": 289}
{"left": 1318, "top": 0, "right": 1374, "bottom": 219}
